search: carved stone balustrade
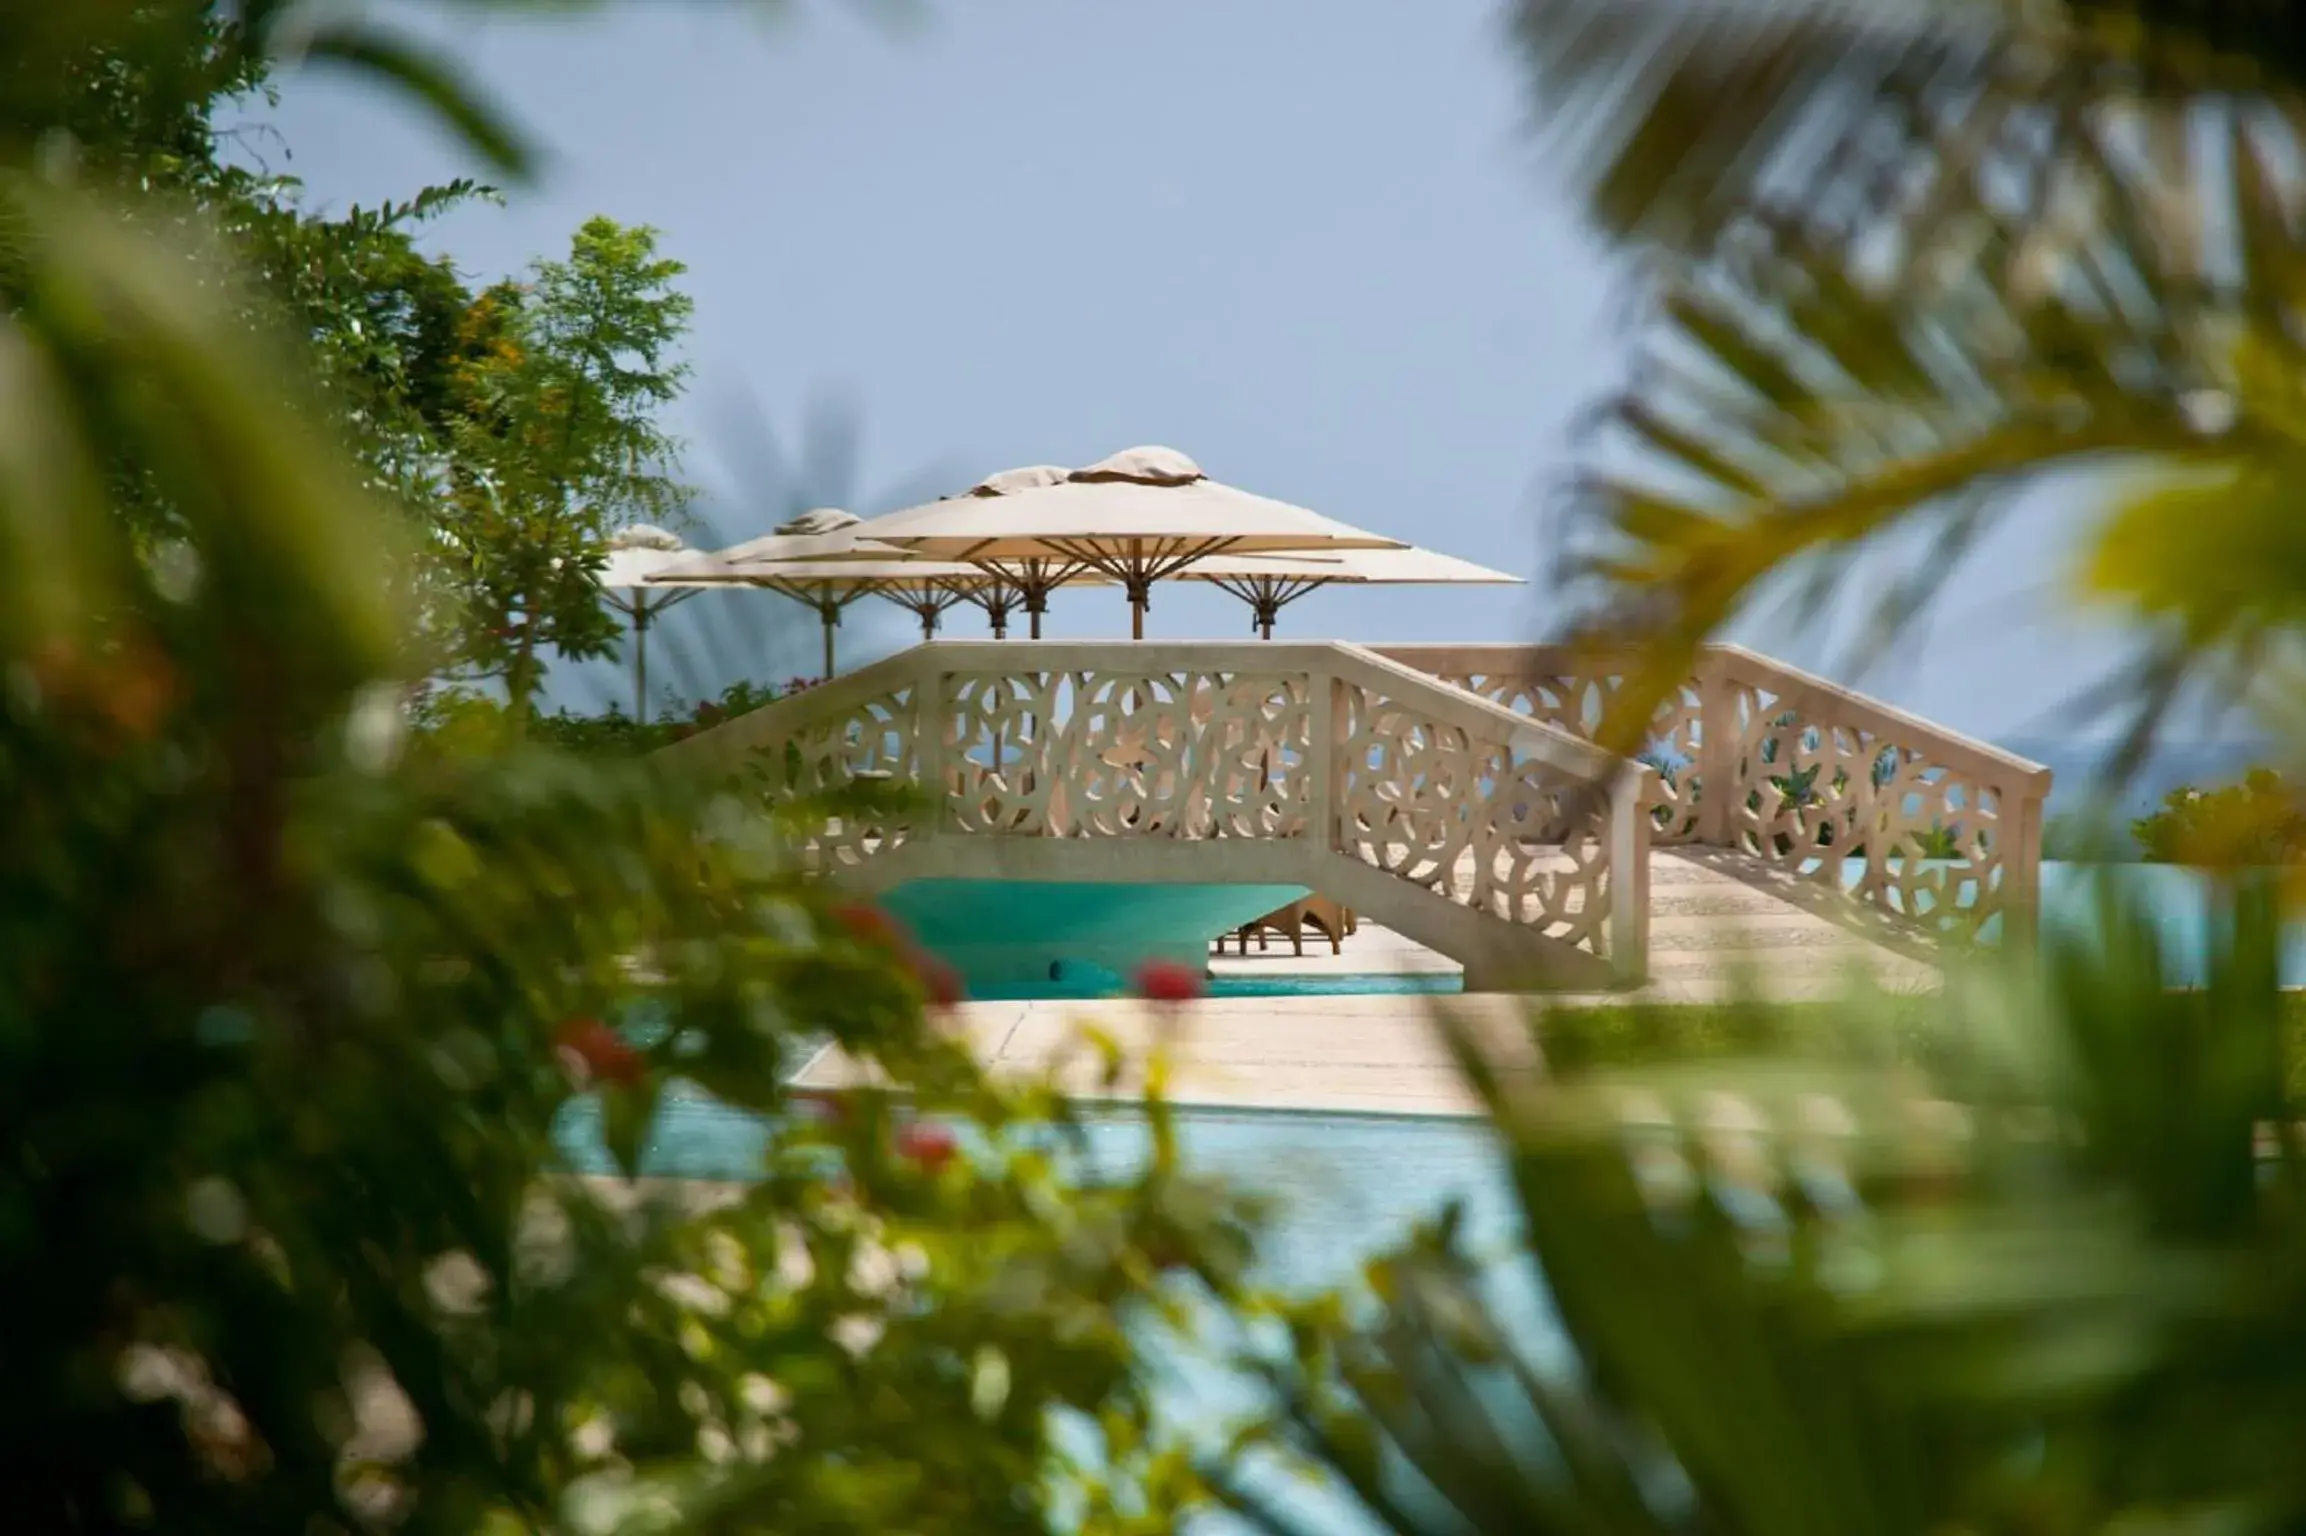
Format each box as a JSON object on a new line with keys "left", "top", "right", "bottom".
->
{"left": 659, "top": 641, "right": 1657, "bottom": 989}
{"left": 1374, "top": 644, "right": 2053, "bottom": 946}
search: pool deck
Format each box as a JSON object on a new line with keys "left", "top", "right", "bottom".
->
{"left": 789, "top": 849, "right": 1942, "bottom": 1117}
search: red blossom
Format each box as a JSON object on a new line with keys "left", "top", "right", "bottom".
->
{"left": 908, "top": 951, "right": 966, "bottom": 1009}
{"left": 896, "top": 1122, "right": 959, "bottom": 1172}
{"left": 555, "top": 1016, "right": 644, "bottom": 1087}
{"left": 831, "top": 902, "right": 905, "bottom": 949}
{"left": 1134, "top": 958, "right": 1205, "bottom": 1005}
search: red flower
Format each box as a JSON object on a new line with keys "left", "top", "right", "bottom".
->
{"left": 555, "top": 1016, "right": 644, "bottom": 1087}
{"left": 831, "top": 902, "right": 905, "bottom": 949}
{"left": 1134, "top": 958, "right": 1204, "bottom": 1005}
{"left": 896, "top": 1122, "right": 959, "bottom": 1172}
{"left": 908, "top": 951, "right": 966, "bottom": 1010}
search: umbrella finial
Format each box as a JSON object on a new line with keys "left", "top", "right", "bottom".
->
{"left": 964, "top": 464, "right": 1071, "bottom": 498}
{"left": 608, "top": 523, "right": 686, "bottom": 552}
{"left": 1070, "top": 447, "right": 1204, "bottom": 487}
{"left": 775, "top": 508, "right": 863, "bottom": 536}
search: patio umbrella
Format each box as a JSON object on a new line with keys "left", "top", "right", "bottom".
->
{"left": 599, "top": 524, "right": 712, "bottom": 722}
{"left": 790, "top": 464, "right": 1089, "bottom": 639}
{"left": 650, "top": 508, "right": 895, "bottom": 678}
{"left": 846, "top": 447, "right": 1409, "bottom": 638}
{"left": 652, "top": 510, "right": 1054, "bottom": 672}
{"left": 1179, "top": 546, "right": 1524, "bottom": 639}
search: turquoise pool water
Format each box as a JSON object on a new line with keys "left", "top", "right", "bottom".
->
{"left": 560, "top": 1095, "right": 1513, "bottom": 1285}
{"left": 972, "top": 967, "right": 1463, "bottom": 1002}
{"left": 2038, "top": 862, "right": 2306, "bottom": 984}
{"left": 557, "top": 1095, "right": 1545, "bottom": 1532}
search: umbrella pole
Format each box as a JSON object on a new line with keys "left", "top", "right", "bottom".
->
{"left": 821, "top": 604, "right": 838, "bottom": 680}
{"left": 1131, "top": 595, "right": 1145, "bottom": 640}
{"left": 634, "top": 606, "right": 650, "bottom": 723}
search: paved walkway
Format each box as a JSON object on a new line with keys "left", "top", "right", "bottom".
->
{"left": 790, "top": 849, "right": 1941, "bottom": 1117}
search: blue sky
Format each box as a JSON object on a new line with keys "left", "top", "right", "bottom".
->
{"left": 249, "top": 0, "right": 2135, "bottom": 744}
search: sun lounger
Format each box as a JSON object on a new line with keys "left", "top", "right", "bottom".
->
{"left": 1214, "top": 895, "right": 1354, "bottom": 958}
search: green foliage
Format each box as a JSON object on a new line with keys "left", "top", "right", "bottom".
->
{"left": 2133, "top": 768, "right": 2306, "bottom": 865}
{"left": 1233, "top": 7, "right": 2306, "bottom": 1524}
{"left": 408, "top": 678, "right": 823, "bottom": 760}
{"left": 1222, "top": 879, "right": 2306, "bottom": 1533}
{"left": 0, "top": 7, "right": 1261, "bottom": 1533}
{"left": 1517, "top": 0, "right": 2306, "bottom": 766}
{"left": 440, "top": 218, "right": 696, "bottom": 719}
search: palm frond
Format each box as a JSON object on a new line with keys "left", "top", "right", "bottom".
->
{"left": 1235, "top": 880, "right": 2306, "bottom": 1533}
{"left": 1557, "top": 75, "right": 2306, "bottom": 754}
{"left": 1507, "top": 0, "right": 2306, "bottom": 249}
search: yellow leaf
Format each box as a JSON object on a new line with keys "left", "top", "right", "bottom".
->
{"left": 2078, "top": 457, "right": 2306, "bottom": 642}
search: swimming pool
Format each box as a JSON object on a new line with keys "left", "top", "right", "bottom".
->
{"left": 974, "top": 968, "right": 1463, "bottom": 1002}
{"left": 560, "top": 1093, "right": 1509, "bottom": 1280}
{"left": 558, "top": 1093, "right": 1545, "bottom": 1530}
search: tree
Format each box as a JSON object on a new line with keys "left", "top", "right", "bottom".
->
{"left": 1502, "top": 0, "right": 2306, "bottom": 773}
{"left": 439, "top": 218, "right": 695, "bottom": 724}
{"left": 0, "top": 7, "right": 1270, "bottom": 1534}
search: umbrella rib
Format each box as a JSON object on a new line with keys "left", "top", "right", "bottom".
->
{"left": 756, "top": 578, "right": 872, "bottom": 614}
{"left": 1139, "top": 537, "right": 1237, "bottom": 582}
{"left": 638, "top": 586, "right": 702, "bottom": 621}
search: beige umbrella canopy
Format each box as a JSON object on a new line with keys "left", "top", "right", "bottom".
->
{"left": 650, "top": 509, "right": 1065, "bottom": 674}
{"left": 845, "top": 447, "right": 1409, "bottom": 638}
{"left": 599, "top": 524, "right": 713, "bottom": 722}
{"left": 800, "top": 464, "right": 1088, "bottom": 639}
{"left": 1178, "top": 546, "right": 1524, "bottom": 639}
{"left": 650, "top": 509, "right": 886, "bottom": 678}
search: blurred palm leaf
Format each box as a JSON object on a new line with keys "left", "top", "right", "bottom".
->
{"left": 1506, "top": 0, "right": 2306, "bottom": 251}
{"left": 1553, "top": 66, "right": 2306, "bottom": 764}
{"left": 709, "top": 381, "right": 962, "bottom": 527}
{"left": 1220, "top": 877, "right": 2306, "bottom": 1532}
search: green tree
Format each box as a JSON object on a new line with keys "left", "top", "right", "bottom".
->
{"left": 200, "top": 178, "right": 496, "bottom": 672}
{"left": 0, "top": 6, "right": 1264, "bottom": 1534}
{"left": 440, "top": 218, "right": 695, "bottom": 724}
{"left": 1485, "top": 1, "right": 2306, "bottom": 765}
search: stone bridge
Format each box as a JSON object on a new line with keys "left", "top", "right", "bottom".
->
{"left": 657, "top": 641, "right": 2052, "bottom": 993}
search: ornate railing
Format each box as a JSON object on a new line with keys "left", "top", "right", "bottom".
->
{"left": 1375, "top": 644, "right": 2053, "bottom": 943}
{"left": 660, "top": 642, "right": 1655, "bottom": 979}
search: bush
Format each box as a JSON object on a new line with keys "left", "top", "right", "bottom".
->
{"left": 0, "top": 132, "right": 1240, "bottom": 1529}
{"left": 2132, "top": 768, "right": 2306, "bottom": 864}
{"left": 407, "top": 677, "right": 823, "bottom": 760}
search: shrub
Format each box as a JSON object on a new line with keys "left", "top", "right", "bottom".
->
{"left": 2132, "top": 768, "right": 2306, "bottom": 864}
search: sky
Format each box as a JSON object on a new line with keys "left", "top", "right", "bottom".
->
{"left": 248, "top": 0, "right": 2149, "bottom": 750}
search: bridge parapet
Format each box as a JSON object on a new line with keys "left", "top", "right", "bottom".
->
{"left": 658, "top": 641, "right": 1655, "bottom": 988}
{"left": 1374, "top": 644, "right": 2054, "bottom": 945}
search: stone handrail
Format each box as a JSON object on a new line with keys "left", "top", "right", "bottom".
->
{"left": 658, "top": 641, "right": 1656, "bottom": 981}
{"left": 1374, "top": 642, "right": 2053, "bottom": 943}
